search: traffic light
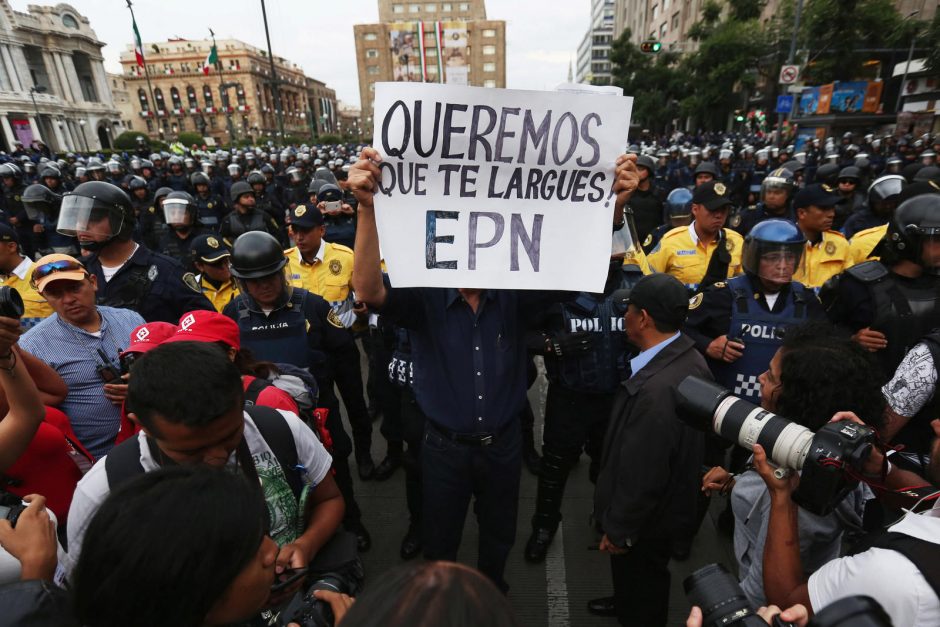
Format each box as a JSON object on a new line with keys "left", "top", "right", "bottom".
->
{"left": 734, "top": 110, "right": 745, "bottom": 122}
{"left": 640, "top": 41, "right": 662, "bottom": 54}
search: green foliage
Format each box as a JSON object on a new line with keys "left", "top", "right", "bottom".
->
{"left": 317, "top": 133, "right": 343, "bottom": 145}
{"left": 609, "top": 29, "right": 685, "bottom": 132}
{"left": 921, "top": 14, "right": 940, "bottom": 73}
{"left": 176, "top": 131, "right": 205, "bottom": 147}
{"left": 113, "top": 131, "right": 153, "bottom": 150}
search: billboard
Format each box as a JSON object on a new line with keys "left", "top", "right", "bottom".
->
{"left": 389, "top": 23, "right": 420, "bottom": 82}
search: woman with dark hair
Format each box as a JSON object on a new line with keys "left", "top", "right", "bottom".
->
{"left": 701, "top": 322, "right": 883, "bottom": 607}
{"left": 71, "top": 465, "right": 278, "bottom": 627}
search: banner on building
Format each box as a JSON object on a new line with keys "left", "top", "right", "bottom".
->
{"left": 11, "top": 119, "right": 34, "bottom": 147}
{"left": 862, "top": 82, "right": 884, "bottom": 113}
{"left": 816, "top": 83, "right": 834, "bottom": 114}
{"left": 442, "top": 21, "right": 468, "bottom": 85}
{"left": 371, "top": 82, "right": 633, "bottom": 291}
{"left": 830, "top": 81, "right": 868, "bottom": 113}
{"left": 389, "top": 23, "right": 420, "bottom": 82}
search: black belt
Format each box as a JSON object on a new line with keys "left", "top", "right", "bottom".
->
{"left": 428, "top": 420, "right": 513, "bottom": 447}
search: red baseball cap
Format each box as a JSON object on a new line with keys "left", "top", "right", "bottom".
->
{"left": 121, "top": 322, "right": 177, "bottom": 356}
{"left": 165, "top": 310, "right": 241, "bottom": 350}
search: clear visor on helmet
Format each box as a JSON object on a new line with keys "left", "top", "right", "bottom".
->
{"left": 202, "top": 162, "right": 213, "bottom": 174}
{"left": 918, "top": 230, "right": 940, "bottom": 275}
{"left": 57, "top": 195, "right": 123, "bottom": 238}
{"left": 742, "top": 242, "right": 803, "bottom": 284}
{"left": 162, "top": 199, "right": 191, "bottom": 225}
{"left": 289, "top": 170, "right": 303, "bottom": 183}
{"left": 22, "top": 197, "right": 54, "bottom": 221}
{"left": 227, "top": 164, "right": 241, "bottom": 176}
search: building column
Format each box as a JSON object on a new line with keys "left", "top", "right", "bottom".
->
{"left": 91, "top": 59, "right": 110, "bottom": 105}
{"left": 51, "top": 53, "right": 73, "bottom": 102}
{"left": 41, "top": 51, "right": 63, "bottom": 99}
{"left": 60, "top": 54, "right": 83, "bottom": 103}
{"left": 0, "top": 46, "right": 22, "bottom": 91}
{"left": 51, "top": 118, "right": 67, "bottom": 152}
{"left": 59, "top": 117, "right": 77, "bottom": 151}
{"left": 9, "top": 47, "right": 32, "bottom": 91}
{"left": 0, "top": 116, "right": 16, "bottom": 149}
{"left": 27, "top": 115, "right": 42, "bottom": 143}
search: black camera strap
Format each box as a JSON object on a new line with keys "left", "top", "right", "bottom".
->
{"left": 851, "top": 531, "right": 940, "bottom": 602}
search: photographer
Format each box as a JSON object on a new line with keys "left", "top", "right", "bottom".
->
{"left": 757, "top": 415, "right": 940, "bottom": 625}
{"left": 701, "top": 323, "right": 883, "bottom": 606}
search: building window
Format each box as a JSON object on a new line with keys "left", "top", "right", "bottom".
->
{"left": 660, "top": 22, "right": 668, "bottom": 37}
{"left": 61, "top": 13, "right": 79, "bottom": 29}
{"left": 459, "top": 2, "right": 470, "bottom": 10}
{"left": 409, "top": 3, "right": 421, "bottom": 12}
{"left": 393, "top": 4, "right": 404, "bottom": 13}
{"left": 367, "top": 65, "right": 380, "bottom": 75}
{"left": 442, "top": 2, "right": 452, "bottom": 9}
{"left": 138, "top": 88, "right": 150, "bottom": 112}
{"left": 651, "top": 4, "right": 659, "bottom": 19}
{"left": 369, "top": 82, "right": 375, "bottom": 92}
{"left": 482, "top": 45, "right": 496, "bottom": 55}
{"left": 186, "top": 86, "right": 198, "bottom": 109}
{"left": 153, "top": 88, "right": 166, "bottom": 112}
{"left": 426, "top": 48, "right": 438, "bottom": 58}
{"left": 170, "top": 87, "right": 182, "bottom": 110}
{"left": 146, "top": 119, "right": 154, "bottom": 132}
{"left": 484, "top": 80, "right": 496, "bottom": 88}
{"left": 366, "top": 49, "right": 379, "bottom": 58}
{"left": 364, "top": 33, "right": 377, "bottom": 41}
{"left": 672, "top": 12, "right": 680, "bottom": 29}
{"left": 425, "top": 3, "right": 437, "bottom": 10}
{"left": 203, "top": 85, "right": 214, "bottom": 108}
{"left": 483, "top": 62, "right": 495, "bottom": 72}
{"left": 482, "top": 28, "right": 496, "bottom": 37}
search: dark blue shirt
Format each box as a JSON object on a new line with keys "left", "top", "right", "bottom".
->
{"left": 380, "top": 282, "right": 564, "bottom": 433}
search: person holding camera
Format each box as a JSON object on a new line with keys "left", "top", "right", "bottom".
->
{"left": 590, "top": 272, "right": 711, "bottom": 626}
{"left": 701, "top": 324, "right": 882, "bottom": 607}
{"left": 757, "top": 412, "right": 940, "bottom": 626}
{"left": 0, "top": 224, "right": 53, "bottom": 329}
{"left": 19, "top": 254, "right": 144, "bottom": 459}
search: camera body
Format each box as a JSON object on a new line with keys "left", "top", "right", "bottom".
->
{"left": 0, "top": 490, "right": 27, "bottom": 528}
{"left": 677, "top": 376, "right": 875, "bottom": 516}
{"left": 0, "top": 286, "right": 24, "bottom": 319}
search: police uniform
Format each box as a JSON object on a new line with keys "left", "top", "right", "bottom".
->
{"left": 190, "top": 234, "right": 239, "bottom": 313}
{"left": 525, "top": 263, "right": 643, "bottom": 559}
{"left": 648, "top": 224, "right": 744, "bottom": 291}
{"left": 157, "top": 226, "right": 208, "bottom": 273}
{"left": 218, "top": 208, "right": 281, "bottom": 248}
{"left": 1, "top": 253, "right": 53, "bottom": 329}
{"left": 730, "top": 202, "right": 796, "bottom": 236}
{"left": 847, "top": 224, "right": 886, "bottom": 266}
{"left": 684, "top": 274, "right": 824, "bottom": 401}
{"left": 792, "top": 230, "right": 851, "bottom": 291}
{"left": 83, "top": 245, "right": 215, "bottom": 323}
{"left": 193, "top": 192, "right": 226, "bottom": 231}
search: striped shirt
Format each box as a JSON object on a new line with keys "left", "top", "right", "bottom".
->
{"left": 21, "top": 306, "right": 145, "bottom": 459}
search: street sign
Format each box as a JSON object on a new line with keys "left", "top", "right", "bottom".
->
{"left": 775, "top": 95, "right": 794, "bottom": 114}
{"left": 779, "top": 65, "right": 800, "bottom": 85}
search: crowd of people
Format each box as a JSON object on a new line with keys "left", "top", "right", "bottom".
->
{"left": 0, "top": 125, "right": 936, "bottom": 627}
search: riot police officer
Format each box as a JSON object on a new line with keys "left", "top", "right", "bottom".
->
{"left": 643, "top": 188, "right": 692, "bottom": 254}
{"left": 0, "top": 163, "right": 30, "bottom": 256}
{"left": 842, "top": 174, "right": 905, "bottom": 238}
{"left": 523, "top": 241, "right": 646, "bottom": 562}
{"left": 56, "top": 181, "right": 214, "bottom": 323}
{"left": 21, "top": 183, "right": 77, "bottom": 255}
{"left": 629, "top": 155, "right": 664, "bottom": 243}
{"left": 157, "top": 191, "right": 207, "bottom": 272}
{"left": 822, "top": 191, "right": 940, "bottom": 379}
{"left": 190, "top": 171, "right": 225, "bottom": 231}
{"left": 221, "top": 230, "right": 372, "bottom": 551}
{"left": 248, "top": 169, "right": 284, "bottom": 226}
{"left": 219, "top": 181, "right": 281, "bottom": 247}
{"left": 833, "top": 166, "right": 866, "bottom": 229}
{"left": 731, "top": 167, "right": 796, "bottom": 235}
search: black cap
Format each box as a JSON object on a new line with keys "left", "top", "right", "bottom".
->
{"left": 190, "top": 234, "right": 231, "bottom": 263}
{"left": 0, "top": 223, "right": 18, "bottom": 244}
{"left": 691, "top": 180, "right": 734, "bottom": 211}
{"left": 627, "top": 274, "right": 689, "bottom": 327}
{"left": 288, "top": 203, "right": 324, "bottom": 228}
{"left": 793, "top": 183, "right": 841, "bottom": 210}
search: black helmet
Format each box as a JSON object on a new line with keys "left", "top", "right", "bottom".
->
{"left": 230, "top": 180, "right": 253, "bottom": 204}
{"left": 22, "top": 184, "right": 61, "bottom": 220}
{"left": 307, "top": 179, "right": 324, "bottom": 195}
{"left": 884, "top": 194, "right": 940, "bottom": 273}
{"left": 58, "top": 181, "right": 134, "bottom": 250}
{"left": 260, "top": 164, "right": 275, "bottom": 175}
{"left": 39, "top": 166, "right": 61, "bottom": 180}
{"left": 247, "top": 170, "right": 266, "bottom": 186}
{"left": 837, "top": 166, "right": 861, "bottom": 183}
{"left": 815, "top": 163, "right": 840, "bottom": 186}
{"left": 694, "top": 162, "right": 719, "bottom": 178}
{"left": 0, "top": 162, "right": 22, "bottom": 181}
{"left": 868, "top": 175, "right": 905, "bottom": 216}
{"left": 761, "top": 167, "right": 795, "bottom": 198}
{"left": 230, "top": 231, "right": 288, "bottom": 279}
{"left": 128, "top": 176, "right": 149, "bottom": 191}
{"left": 914, "top": 166, "right": 940, "bottom": 185}
{"left": 316, "top": 183, "right": 343, "bottom": 203}
{"left": 154, "top": 186, "right": 174, "bottom": 208}
{"left": 636, "top": 155, "right": 656, "bottom": 174}
{"left": 190, "top": 172, "right": 210, "bottom": 187}
{"left": 163, "top": 191, "right": 196, "bottom": 226}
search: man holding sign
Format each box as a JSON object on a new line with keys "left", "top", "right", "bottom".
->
{"left": 350, "top": 126, "right": 638, "bottom": 594}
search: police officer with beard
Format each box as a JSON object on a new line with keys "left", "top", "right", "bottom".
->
{"left": 523, "top": 234, "right": 646, "bottom": 563}
{"left": 222, "top": 231, "right": 372, "bottom": 551}
{"left": 57, "top": 181, "right": 214, "bottom": 323}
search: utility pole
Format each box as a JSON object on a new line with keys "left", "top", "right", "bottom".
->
{"left": 126, "top": 0, "right": 162, "bottom": 141}
{"left": 259, "top": 0, "right": 285, "bottom": 139}
{"left": 775, "top": 0, "right": 804, "bottom": 147}
{"left": 210, "top": 28, "right": 238, "bottom": 144}
{"left": 895, "top": 11, "right": 921, "bottom": 114}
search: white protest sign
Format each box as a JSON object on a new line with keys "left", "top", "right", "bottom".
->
{"left": 371, "top": 82, "right": 633, "bottom": 292}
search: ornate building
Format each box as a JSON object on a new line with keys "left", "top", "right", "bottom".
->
{"left": 0, "top": 1, "right": 122, "bottom": 152}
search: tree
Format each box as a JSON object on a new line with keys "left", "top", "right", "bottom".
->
{"left": 608, "top": 29, "right": 686, "bottom": 133}
{"left": 920, "top": 14, "right": 940, "bottom": 73}
{"left": 113, "top": 131, "right": 152, "bottom": 150}
{"left": 176, "top": 131, "right": 205, "bottom": 147}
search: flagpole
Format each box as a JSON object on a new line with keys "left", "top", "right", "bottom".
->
{"left": 210, "top": 28, "right": 238, "bottom": 145}
{"left": 126, "top": 0, "right": 162, "bottom": 142}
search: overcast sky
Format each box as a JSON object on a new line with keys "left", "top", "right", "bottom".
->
{"left": 10, "top": 0, "right": 588, "bottom": 109}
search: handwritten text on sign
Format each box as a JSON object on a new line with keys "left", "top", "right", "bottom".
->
{"left": 371, "top": 82, "right": 632, "bottom": 291}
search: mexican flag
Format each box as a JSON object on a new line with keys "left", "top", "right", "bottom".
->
{"left": 132, "top": 17, "right": 144, "bottom": 67}
{"left": 202, "top": 44, "right": 218, "bottom": 75}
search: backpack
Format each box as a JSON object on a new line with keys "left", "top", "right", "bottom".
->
{"left": 104, "top": 405, "right": 304, "bottom": 500}
{"left": 244, "top": 364, "right": 333, "bottom": 453}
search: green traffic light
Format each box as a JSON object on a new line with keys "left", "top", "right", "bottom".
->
{"left": 652, "top": 42, "right": 661, "bottom": 52}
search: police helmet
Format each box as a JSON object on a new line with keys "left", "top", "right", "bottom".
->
{"left": 815, "top": 164, "right": 840, "bottom": 186}
{"left": 742, "top": 219, "right": 805, "bottom": 279}
{"left": 694, "top": 162, "right": 719, "bottom": 178}
{"left": 316, "top": 183, "right": 343, "bottom": 204}
{"left": 85, "top": 158, "right": 105, "bottom": 173}
{"left": 837, "top": 166, "right": 861, "bottom": 184}
{"left": 635, "top": 155, "right": 656, "bottom": 174}
{"left": 107, "top": 160, "right": 123, "bottom": 175}
{"left": 665, "top": 188, "right": 693, "bottom": 218}
{"left": 58, "top": 181, "right": 134, "bottom": 249}
{"left": 914, "top": 166, "right": 940, "bottom": 185}
{"left": 227, "top": 163, "right": 242, "bottom": 177}
{"left": 0, "top": 162, "right": 22, "bottom": 181}
{"left": 867, "top": 175, "right": 905, "bottom": 215}
{"left": 22, "top": 184, "right": 61, "bottom": 220}
{"left": 782, "top": 159, "right": 804, "bottom": 174}
{"left": 260, "top": 164, "right": 275, "bottom": 176}
{"left": 247, "top": 170, "right": 266, "bottom": 186}
{"left": 883, "top": 194, "right": 940, "bottom": 273}
{"left": 230, "top": 180, "right": 253, "bottom": 204}
{"left": 153, "top": 186, "right": 174, "bottom": 209}
{"left": 190, "top": 172, "right": 210, "bottom": 188}
{"left": 230, "top": 231, "right": 288, "bottom": 279}
{"left": 128, "top": 176, "right": 149, "bottom": 191}
{"left": 140, "top": 159, "right": 155, "bottom": 171}
{"left": 163, "top": 191, "right": 195, "bottom": 225}
{"left": 307, "top": 179, "right": 324, "bottom": 195}
{"left": 761, "top": 167, "right": 795, "bottom": 196}
{"left": 40, "top": 166, "right": 61, "bottom": 180}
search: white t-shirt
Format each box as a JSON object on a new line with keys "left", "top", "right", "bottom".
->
{"left": 61, "top": 409, "right": 332, "bottom": 580}
{"left": 808, "top": 505, "right": 940, "bottom": 627}
{"left": 883, "top": 342, "right": 937, "bottom": 418}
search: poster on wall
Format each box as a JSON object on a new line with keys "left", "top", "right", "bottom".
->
{"left": 389, "top": 23, "right": 420, "bottom": 82}
{"left": 830, "top": 81, "right": 868, "bottom": 113}
{"left": 10, "top": 119, "right": 34, "bottom": 147}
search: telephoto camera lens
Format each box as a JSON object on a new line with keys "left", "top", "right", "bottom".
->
{"left": 806, "top": 595, "right": 894, "bottom": 627}
{"left": 684, "top": 564, "right": 770, "bottom": 626}
{"left": 0, "top": 286, "right": 24, "bottom": 319}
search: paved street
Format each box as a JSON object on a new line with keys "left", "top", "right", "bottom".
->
{"left": 345, "top": 358, "right": 736, "bottom": 626}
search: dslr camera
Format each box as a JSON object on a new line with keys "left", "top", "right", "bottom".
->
{"left": 0, "top": 286, "right": 24, "bottom": 319}
{"left": 677, "top": 376, "right": 875, "bottom": 516}
{"left": 0, "top": 490, "right": 27, "bottom": 527}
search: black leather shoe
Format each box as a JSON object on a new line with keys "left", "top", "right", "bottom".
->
{"left": 524, "top": 527, "right": 554, "bottom": 563}
{"left": 400, "top": 525, "right": 422, "bottom": 560}
{"left": 357, "top": 455, "right": 375, "bottom": 481}
{"left": 349, "top": 521, "right": 372, "bottom": 552}
{"left": 523, "top": 446, "right": 542, "bottom": 476}
{"left": 373, "top": 455, "right": 402, "bottom": 481}
{"left": 587, "top": 596, "right": 617, "bottom": 617}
